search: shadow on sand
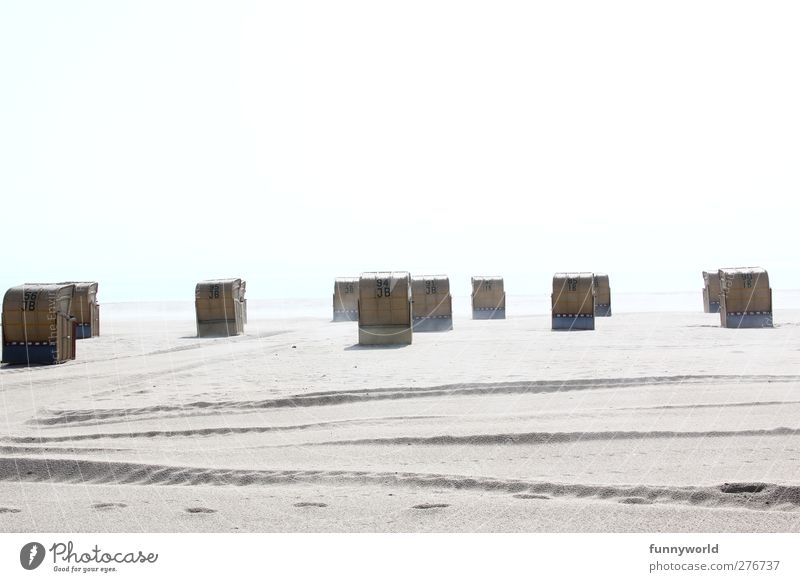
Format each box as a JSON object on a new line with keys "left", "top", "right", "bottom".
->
{"left": 344, "top": 344, "right": 410, "bottom": 351}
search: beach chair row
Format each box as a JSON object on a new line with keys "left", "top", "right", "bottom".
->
{"left": 2, "top": 268, "right": 771, "bottom": 364}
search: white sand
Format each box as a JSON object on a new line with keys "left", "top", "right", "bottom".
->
{"left": 1, "top": 299, "right": 800, "bottom": 532}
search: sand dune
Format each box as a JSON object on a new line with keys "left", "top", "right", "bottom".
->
{"left": 2, "top": 303, "right": 800, "bottom": 532}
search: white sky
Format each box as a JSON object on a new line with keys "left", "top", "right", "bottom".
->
{"left": 1, "top": 1, "right": 798, "bottom": 301}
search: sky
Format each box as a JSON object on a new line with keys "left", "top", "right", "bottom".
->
{"left": 1, "top": 1, "right": 798, "bottom": 301}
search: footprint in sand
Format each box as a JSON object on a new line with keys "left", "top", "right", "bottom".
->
{"left": 294, "top": 502, "right": 328, "bottom": 508}
{"left": 619, "top": 497, "right": 654, "bottom": 505}
{"left": 92, "top": 503, "right": 127, "bottom": 511}
{"left": 0, "top": 507, "right": 21, "bottom": 514}
{"left": 513, "top": 494, "right": 550, "bottom": 500}
{"left": 186, "top": 507, "right": 217, "bottom": 514}
{"left": 412, "top": 503, "right": 450, "bottom": 510}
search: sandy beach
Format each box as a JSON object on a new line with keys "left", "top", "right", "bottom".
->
{"left": 2, "top": 296, "right": 799, "bottom": 532}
